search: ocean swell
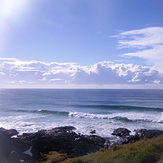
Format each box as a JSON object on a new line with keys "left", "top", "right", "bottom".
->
{"left": 15, "top": 109, "right": 69, "bottom": 115}
{"left": 70, "top": 104, "right": 163, "bottom": 112}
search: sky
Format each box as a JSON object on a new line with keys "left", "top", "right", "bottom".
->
{"left": 0, "top": 0, "right": 163, "bottom": 88}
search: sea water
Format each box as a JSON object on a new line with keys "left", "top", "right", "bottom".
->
{"left": 0, "top": 89, "right": 162, "bottom": 138}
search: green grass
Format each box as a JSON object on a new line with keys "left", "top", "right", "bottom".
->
{"left": 41, "top": 134, "right": 163, "bottom": 163}
{"left": 61, "top": 134, "right": 163, "bottom": 163}
{"left": 37, "top": 151, "right": 68, "bottom": 163}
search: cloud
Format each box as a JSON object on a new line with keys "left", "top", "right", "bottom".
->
{"left": 0, "top": 58, "right": 163, "bottom": 88}
{"left": 116, "top": 27, "right": 163, "bottom": 48}
{"left": 115, "top": 27, "right": 163, "bottom": 73}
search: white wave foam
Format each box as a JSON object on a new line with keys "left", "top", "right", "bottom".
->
{"left": 158, "top": 112, "right": 163, "bottom": 123}
{"left": 69, "top": 111, "right": 160, "bottom": 122}
{"left": 69, "top": 112, "right": 112, "bottom": 119}
{"left": 0, "top": 110, "right": 162, "bottom": 138}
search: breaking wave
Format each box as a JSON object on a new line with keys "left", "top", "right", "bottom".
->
{"left": 69, "top": 111, "right": 161, "bottom": 123}
{"left": 14, "top": 109, "right": 163, "bottom": 123}
{"left": 158, "top": 112, "right": 163, "bottom": 123}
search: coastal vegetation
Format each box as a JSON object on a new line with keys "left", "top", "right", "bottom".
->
{"left": 41, "top": 134, "right": 163, "bottom": 163}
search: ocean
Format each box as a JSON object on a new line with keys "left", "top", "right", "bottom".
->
{"left": 0, "top": 89, "right": 162, "bottom": 138}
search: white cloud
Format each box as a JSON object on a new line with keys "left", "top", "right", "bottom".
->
{"left": 0, "top": 58, "right": 163, "bottom": 88}
{"left": 117, "top": 27, "right": 163, "bottom": 48}
{"left": 115, "top": 27, "right": 163, "bottom": 73}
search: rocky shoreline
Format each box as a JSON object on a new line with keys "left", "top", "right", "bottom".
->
{"left": 0, "top": 126, "right": 163, "bottom": 163}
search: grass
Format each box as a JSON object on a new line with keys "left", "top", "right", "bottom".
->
{"left": 37, "top": 152, "right": 68, "bottom": 163}
{"left": 41, "top": 134, "right": 163, "bottom": 163}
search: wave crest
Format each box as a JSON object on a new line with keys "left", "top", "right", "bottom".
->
{"left": 69, "top": 111, "right": 159, "bottom": 123}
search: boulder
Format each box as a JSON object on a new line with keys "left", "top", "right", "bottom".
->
{"left": 134, "top": 129, "right": 163, "bottom": 139}
{"left": 0, "top": 128, "right": 30, "bottom": 163}
{"left": 10, "top": 126, "right": 105, "bottom": 161}
{"left": 29, "top": 127, "right": 79, "bottom": 160}
{"left": 108, "top": 129, "right": 163, "bottom": 148}
{"left": 112, "top": 128, "right": 131, "bottom": 137}
{"left": 0, "top": 127, "right": 18, "bottom": 137}
{"left": 72, "top": 135, "right": 105, "bottom": 156}
{"left": 28, "top": 126, "right": 105, "bottom": 160}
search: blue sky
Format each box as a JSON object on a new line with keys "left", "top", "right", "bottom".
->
{"left": 0, "top": 0, "right": 163, "bottom": 88}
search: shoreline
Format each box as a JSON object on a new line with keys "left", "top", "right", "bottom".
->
{"left": 0, "top": 126, "right": 163, "bottom": 163}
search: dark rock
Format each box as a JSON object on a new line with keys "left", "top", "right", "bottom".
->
{"left": 134, "top": 129, "right": 163, "bottom": 139}
{"left": 70, "top": 135, "right": 105, "bottom": 157}
{"left": 112, "top": 128, "right": 131, "bottom": 137}
{"left": 84, "top": 135, "right": 105, "bottom": 146}
{"left": 116, "top": 135, "right": 140, "bottom": 145}
{"left": 0, "top": 128, "right": 32, "bottom": 163}
{"left": 90, "top": 130, "right": 96, "bottom": 135}
{"left": 54, "top": 126, "right": 76, "bottom": 132}
{"left": 7, "top": 129, "right": 19, "bottom": 137}
{"left": 8, "top": 151, "right": 33, "bottom": 163}
{"left": 8, "top": 150, "right": 20, "bottom": 163}
{"left": 0, "top": 126, "right": 109, "bottom": 162}
{"left": 1, "top": 126, "right": 162, "bottom": 162}
{"left": 29, "top": 127, "right": 105, "bottom": 160}
{"left": 0, "top": 127, "right": 18, "bottom": 137}
{"left": 8, "top": 126, "right": 105, "bottom": 161}
{"left": 108, "top": 129, "right": 163, "bottom": 149}
{"left": 30, "top": 128, "right": 79, "bottom": 160}
{"left": 104, "top": 140, "right": 111, "bottom": 148}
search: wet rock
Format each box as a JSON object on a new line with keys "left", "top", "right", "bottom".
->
{"left": 107, "top": 129, "right": 163, "bottom": 149}
{"left": 134, "top": 129, "right": 163, "bottom": 139}
{"left": 1, "top": 126, "right": 162, "bottom": 162}
{"left": 8, "top": 150, "right": 33, "bottom": 163}
{"left": 9, "top": 126, "right": 105, "bottom": 161}
{"left": 0, "top": 128, "right": 31, "bottom": 163}
{"left": 29, "top": 127, "right": 105, "bottom": 160}
{"left": 0, "top": 127, "right": 18, "bottom": 137}
{"left": 90, "top": 129, "right": 96, "bottom": 135}
{"left": 71, "top": 135, "right": 105, "bottom": 157}
{"left": 54, "top": 126, "right": 76, "bottom": 133}
{"left": 115, "top": 135, "right": 140, "bottom": 145}
{"left": 104, "top": 140, "right": 111, "bottom": 148}
{"left": 112, "top": 128, "right": 131, "bottom": 137}
{"left": 30, "top": 128, "right": 79, "bottom": 160}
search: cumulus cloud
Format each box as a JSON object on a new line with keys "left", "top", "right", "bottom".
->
{"left": 115, "top": 27, "right": 163, "bottom": 73}
{"left": 0, "top": 58, "right": 163, "bottom": 88}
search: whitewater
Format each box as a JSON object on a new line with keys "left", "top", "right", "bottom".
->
{"left": 0, "top": 89, "right": 162, "bottom": 138}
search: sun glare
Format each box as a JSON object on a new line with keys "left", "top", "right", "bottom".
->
{"left": 0, "top": 0, "right": 27, "bottom": 19}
